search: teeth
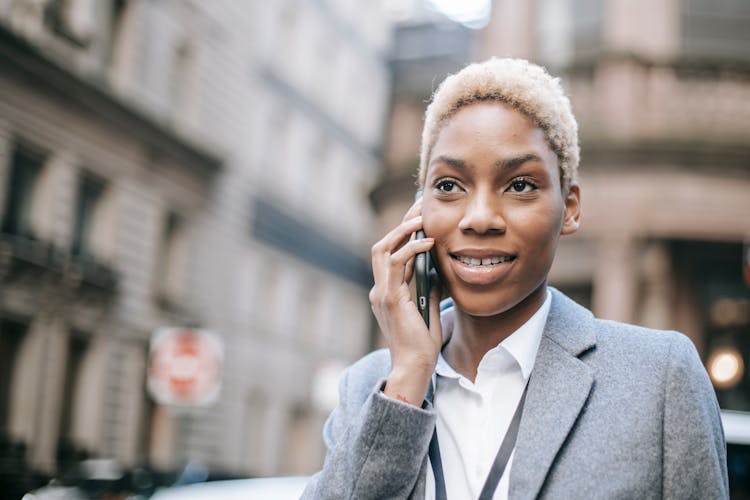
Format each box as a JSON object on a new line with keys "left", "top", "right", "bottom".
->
{"left": 456, "top": 255, "right": 513, "bottom": 266}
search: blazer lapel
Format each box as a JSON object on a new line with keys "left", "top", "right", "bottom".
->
{"left": 509, "top": 289, "right": 596, "bottom": 499}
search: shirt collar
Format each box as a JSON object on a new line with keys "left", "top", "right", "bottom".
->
{"left": 436, "top": 290, "right": 552, "bottom": 381}
{"left": 435, "top": 350, "right": 460, "bottom": 379}
{"left": 501, "top": 289, "right": 551, "bottom": 379}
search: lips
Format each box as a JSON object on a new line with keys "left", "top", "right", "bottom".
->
{"left": 448, "top": 250, "right": 517, "bottom": 286}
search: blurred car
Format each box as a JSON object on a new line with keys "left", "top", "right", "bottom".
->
{"left": 722, "top": 410, "right": 750, "bottom": 498}
{"left": 22, "top": 459, "right": 154, "bottom": 500}
{"left": 148, "top": 476, "right": 309, "bottom": 500}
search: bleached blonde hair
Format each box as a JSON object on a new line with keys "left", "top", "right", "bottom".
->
{"left": 418, "top": 58, "right": 579, "bottom": 190}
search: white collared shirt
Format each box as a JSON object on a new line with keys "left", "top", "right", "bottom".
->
{"left": 425, "top": 291, "right": 551, "bottom": 500}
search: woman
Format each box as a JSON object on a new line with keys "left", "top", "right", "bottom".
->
{"left": 302, "top": 58, "right": 727, "bottom": 499}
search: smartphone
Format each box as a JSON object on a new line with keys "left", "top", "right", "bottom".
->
{"left": 414, "top": 193, "right": 431, "bottom": 326}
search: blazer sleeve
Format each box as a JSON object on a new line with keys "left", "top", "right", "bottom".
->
{"left": 662, "top": 333, "right": 729, "bottom": 499}
{"left": 301, "top": 365, "right": 436, "bottom": 499}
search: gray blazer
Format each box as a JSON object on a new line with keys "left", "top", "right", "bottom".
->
{"left": 303, "top": 289, "right": 728, "bottom": 499}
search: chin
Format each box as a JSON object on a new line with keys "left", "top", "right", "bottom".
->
{"left": 447, "top": 281, "right": 547, "bottom": 319}
{"left": 448, "top": 287, "right": 521, "bottom": 317}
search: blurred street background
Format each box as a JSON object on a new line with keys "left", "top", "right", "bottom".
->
{"left": 0, "top": 0, "right": 749, "bottom": 498}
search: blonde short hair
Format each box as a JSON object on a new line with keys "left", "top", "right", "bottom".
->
{"left": 418, "top": 58, "right": 579, "bottom": 190}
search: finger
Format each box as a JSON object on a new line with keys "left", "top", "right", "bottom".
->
{"left": 375, "top": 216, "right": 423, "bottom": 256}
{"left": 387, "top": 237, "right": 434, "bottom": 293}
{"left": 404, "top": 254, "right": 415, "bottom": 284}
{"left": 401, "top": 196, "right": 423, "bottom": 223}
{"left": 371, "top": 216, "right": 424, "bottom": 284}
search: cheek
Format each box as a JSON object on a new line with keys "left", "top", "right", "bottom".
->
{"left": 510, "top": 203, "right": 564, "bottom": 247}
{"left": 422, "top": 203, "right": 457, "bottom": 238}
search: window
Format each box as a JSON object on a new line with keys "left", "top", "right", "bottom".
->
{"left": 0, "top": 320, "right": 26, "bottom": 440}
{"left": 71, "top": 173, "right": 105, "bottom": 258}
{"left": 169, "top": 41, "right": 198, "bottom": 125}
{"left": 56, "top": 332, "right": 89, "bottom": 465}
{"left": 570, "top": 0, "right": 603, "bottom": 58}
{"left": 154, "top": 212, "right": 189, "bottom": 304}
{"left": 534, "top": 0, "right": 602, "bottom": 64}
{"left": 2, "top": 144, "right": 45, "bottom": 239}
{"left": 44, "top": 0, "right": 96, "bottom": 47}
{"left": 108, "top": 0, "right": 140, "bottom": 90}
{"left": 535, "top": 0, "right": 573, "bottom": 66}
{"left": 106, "top": 0, "right": 130, "bottom": 65}
{"left": 682, "top": 0, "right": 750, "bottom": 62}
{"left": 672, "top": 240, "right": 750, "bottom": 410}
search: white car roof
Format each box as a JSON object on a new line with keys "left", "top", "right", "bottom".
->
{"left": 721, "top": 410, "right": 750, "bottom": 445}
{"left": 150, "top": 476, "right": 309, "bottom": 500}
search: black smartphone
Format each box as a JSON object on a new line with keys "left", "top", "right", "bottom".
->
{"left": 414, "top": 193, "right": 430, "bottom": 326}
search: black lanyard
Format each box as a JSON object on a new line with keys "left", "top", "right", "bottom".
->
{"left": 428, "top": 380, "right": 529, "bottom": 500}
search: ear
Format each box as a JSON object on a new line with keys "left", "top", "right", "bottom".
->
{"left": 560, "top": 182, "right": 581, "bottom": 235}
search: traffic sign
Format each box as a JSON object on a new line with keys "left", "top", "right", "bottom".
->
{"left": 148, "top": 328, "right": 223, "bottom": 407}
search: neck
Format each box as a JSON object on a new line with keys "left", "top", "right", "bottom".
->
{"left": 443, "top": 284, "right": 547, "bottom": 382}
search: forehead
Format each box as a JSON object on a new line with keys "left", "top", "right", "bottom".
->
{"left": 430, "top": 101, "right": 554, "bottom": 163}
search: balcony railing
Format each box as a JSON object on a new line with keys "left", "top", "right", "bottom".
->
{"left": 0, "top": 233, "right": 118, "bottom": 294}
{"left": 566, "top": 57, "right": 750, "bottom": 148}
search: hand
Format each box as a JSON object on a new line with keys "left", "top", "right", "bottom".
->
{"left": 369, "top": 198, "right": 444, "bottom": 406}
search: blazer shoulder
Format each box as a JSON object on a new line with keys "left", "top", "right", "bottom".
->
{"left": 591, "top": 318, "right": 702, "bottom": 373}
{"left": 594, "top": 318, "right": 689, "bottom": 350}
{"left": 546, "top": 289, "right": 699, "bottom": 367}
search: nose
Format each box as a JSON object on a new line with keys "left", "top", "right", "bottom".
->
{"left": 458, "top": 189, "right": 506, "bottom": 234}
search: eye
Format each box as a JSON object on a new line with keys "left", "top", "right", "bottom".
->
{"left": 435, "top": 179, "right": 462, "bottom": 194}
{"left": 508, "top": 179, "right": 537, "bottom": 193}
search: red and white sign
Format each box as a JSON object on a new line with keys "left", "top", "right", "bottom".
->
{"left": 148, "top": 328, "right": 223, "bottom": 407}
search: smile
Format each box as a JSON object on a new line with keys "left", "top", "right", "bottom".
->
{"left": 451, "top": 254, "right": 516, "bottom": 267}
{"left": 447, "top": 251, "right": 517, "bottom": 286}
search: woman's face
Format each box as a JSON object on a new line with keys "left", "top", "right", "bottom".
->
{"left": 422, "top": 101, "right": 580, "bottom": 319}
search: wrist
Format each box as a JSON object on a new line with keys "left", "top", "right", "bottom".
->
{"left": 384, "top": 365, "right": 433, "bottom": 407}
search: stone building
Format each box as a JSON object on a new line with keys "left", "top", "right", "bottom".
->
{"left": 375, "top": 0, "right": 750, "bottom": 411}
{"left": 0, "top": 0, "right": 391, "bottom": 493}
{"left": 196, "top": 0, "right": 391, "bottom": 477}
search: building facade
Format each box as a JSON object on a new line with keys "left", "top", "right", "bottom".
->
{"left": 192, "top": 0, "right": 391, "bottom": 477}
{"left": 480, "top": 0, "right": 750, "bottom": 410}
{"left": 375, "top": 0, "right": 750, "bottom": 412}
{"left": 0, "top": 0, "right": 392, "bottom": 493}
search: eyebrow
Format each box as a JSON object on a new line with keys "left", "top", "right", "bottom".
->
{"left": 497, "top": 153, "right": 544, "bottom": 170}
{"left": 429, "top": 152, "right": 544, "bottom": 171}
{"left": 429, "top": 155, "right": 466, "bottom": 169}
